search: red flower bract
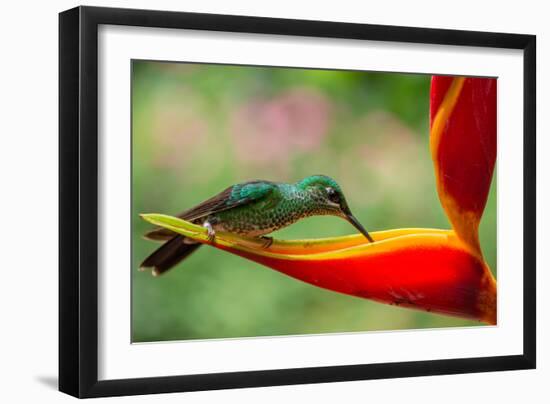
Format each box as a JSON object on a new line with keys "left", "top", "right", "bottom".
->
{"left": 223, "top": 232, "right": 494, "bottom": 322}
{"left": 430, "top": 76, "right": 497, "bottom": 255}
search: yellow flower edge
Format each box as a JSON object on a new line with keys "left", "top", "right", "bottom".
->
{"left": 141, "top": 213, "right": 458, "bottom": 260}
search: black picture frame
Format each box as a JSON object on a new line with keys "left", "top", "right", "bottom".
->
{"left": 59, "top": 5, "right": 536, "bottom": 398}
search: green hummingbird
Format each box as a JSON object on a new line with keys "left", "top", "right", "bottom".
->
{"left": 140, "top": 175, "right": 374, "bottom": 276}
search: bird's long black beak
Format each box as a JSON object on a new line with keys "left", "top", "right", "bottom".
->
{"left": 345, "top": 213, "right": 374, "bottom": 243}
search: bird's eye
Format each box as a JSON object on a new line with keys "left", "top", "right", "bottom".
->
{"left": 326, "top": 187, "right": 340, "bottom": 203}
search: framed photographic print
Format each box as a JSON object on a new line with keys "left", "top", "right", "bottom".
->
{"left": 59, "top": 6, "right": 536, "bottom": 398}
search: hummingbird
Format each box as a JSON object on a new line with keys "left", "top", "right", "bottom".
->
{"left": 140, "top": 175, "right": 374, "bottom": 276}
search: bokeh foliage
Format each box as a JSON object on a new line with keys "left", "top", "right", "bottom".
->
{"left": 132, "top": 61, "right": 496, "bottom": 342}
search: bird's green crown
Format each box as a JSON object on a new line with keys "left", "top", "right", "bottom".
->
{"left": 297, "top": 175, "right": 341, "bottom": 192}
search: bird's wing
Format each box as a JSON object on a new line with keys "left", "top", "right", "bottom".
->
{"left": 144, "top": 181, "right": 279, "bottom": 241}
{"left": 179, "top": 181, "right": 278, "bottom": 220}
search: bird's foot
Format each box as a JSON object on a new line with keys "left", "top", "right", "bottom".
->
{"left": 260, "top": 236, "right": 273, "bottom": 249}
{"left": 203, "top": 221, "right": 216, "bottom": 243}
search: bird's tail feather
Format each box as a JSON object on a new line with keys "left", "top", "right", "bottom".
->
{"left": 140, "top": 235, "right": 201, "bottom": 276}
{"left": 143, "top": 227, "right": 174, "bottom": 241}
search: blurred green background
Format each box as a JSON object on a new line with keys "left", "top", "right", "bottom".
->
{"left": 131, "top": 61, "right": 497, "bottom": 342}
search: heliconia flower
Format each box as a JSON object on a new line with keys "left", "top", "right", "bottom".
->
{"left": 141, "top": 75, "right": 497, "bottom": 325}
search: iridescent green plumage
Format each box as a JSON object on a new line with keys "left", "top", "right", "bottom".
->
{"left": 140, "top": 175, "right": 372, "bottom": 276}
